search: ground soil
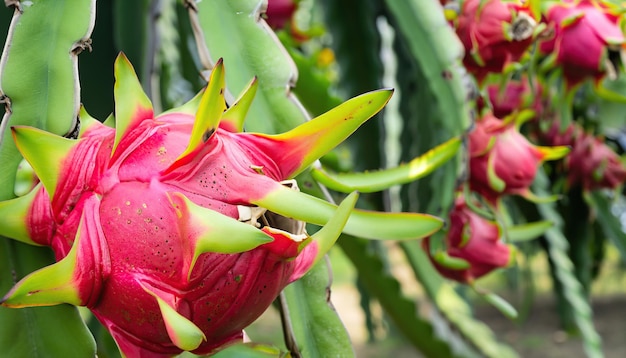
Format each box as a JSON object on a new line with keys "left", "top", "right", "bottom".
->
{"left": 471, "top": 295, "right": 626, "bottom": 358}
{"left": 350, "top": 294, "right": 626, "bottom": 358}
{"left": 249, "top": 247, "right": 626, "bottom": 358}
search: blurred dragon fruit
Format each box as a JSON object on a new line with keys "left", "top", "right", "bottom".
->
{"left": 0, "top": 54, "right": 399, "bottom": 357}
{"left": 543, "top": 121, "right": 626, "bottom": 190}
{"left": 422, "top": 196, "right": 510, "bottom": 284}
{"left": 483, "top": 79, "right": 544, "bottom": 120}
{"left": 469, "top": 114, "right": 568, "bottom": 203}
{"left": 265, "top": 0, "right": 297, "bottom": 30}
{"left": 539, "top": 0, "right": 625, "bottom": 87}
{"left": 454, "top": 0, "right": 538, "bottom": 83}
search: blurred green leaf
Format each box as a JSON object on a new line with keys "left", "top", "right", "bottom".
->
{"left": 402, "top": 241, "right": 520, "bottom": 358}
{"left": 286, "top": 43, "right": 343, "bottom": 116}
{"left": 0, "top": 241, "right": 96, "bottom": 357}
{"left": 113, "top": 0, "right": 154, "bottom": 96}
{"left": 387, "top": 0, "right": 470, "bottom": 216}
{"left": 78, "top": 0, "right": 116, "bottom": 120}
{"left": 507, "top": 220, "right": 554, "bottom": 243}
{"left": 534, "top": 171, "right": 603, "bottom": 358}
{"left": 480, "top": 292, "right": 519, "bottom": 320}
{"left": 596, "top": 75, "right": 626, "bottom": 103}
{"left": 319, "top": 0, "right": 385, "bottom": 176}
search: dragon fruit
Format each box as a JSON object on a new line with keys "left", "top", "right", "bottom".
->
{"left": 0, "top": 54, "right": 405, "bottom": 357}
{"left": 543, "top": 121, "right": 626, "bottom": 190}
{"left": 469, "top": 113, "right": 568, "bottom": 203}
{"left": 265, "top": 0, "right": 297, "bottom": 30}
{"left": 483, "top": 79, "right": 544, "bottom": 120}
{"left": 422, "top": 196, "right": 510, "bottom": 284}
{"left": 454, "top": 0, "right": 538, "bottom": 84}
{"left": 539, "top": 0, "right": 624, "bottom": 87}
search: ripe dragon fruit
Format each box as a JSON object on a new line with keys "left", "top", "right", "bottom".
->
{"left": 0, "top": 54, "right": 408, "bottom": 357}
{"left": 543, "top": 121, "right": 626, "bottom": 191}
{"left": 454, "top": 0, "right": 538, "bottom": 84}
{"left": 422, "top": 196, "right": 510, "bottom": 284}
{"left": 539, "top": 0, "right": 625, "bottom": 87}
{"left": 468, "top": 113, "right": 568, "bottom": 203}
{"left": 483, "top": 79, "right": 544, "bottom": 120}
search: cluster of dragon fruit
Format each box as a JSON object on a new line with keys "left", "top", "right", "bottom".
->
{"left": 420, "top": 0, "right": 626, "bottom": 284}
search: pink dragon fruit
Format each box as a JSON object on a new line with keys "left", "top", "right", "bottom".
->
{"left": 454, "top": 0, "right": 538, "bottom": 84}
{"left": 469, "top": 114, "right": 568, "bottom": 203}
{"left": 0, "top": 55, "right": 441, "bottom": 357}
{"left": 543, "top": 121, "right": 626, "bottom": 190}
{"left": 483, "top": 79, "right": 544, "bottom": 120}
{"left": 539, "top": 0, "right": 625, "bottom": 87}
{"left": 567, "top": 133, "right": 626, "bottom": 190}
{"left": 265, "top": 0, "right": 297, "bottom": 30}
{"left": 422, "top": 196, "right": 510, "bottom": 283}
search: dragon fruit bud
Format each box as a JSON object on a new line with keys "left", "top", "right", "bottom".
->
{"left": 0, "top": 53, "right": 400, "bottom": 357}
{"left": 539, "top": 0, "right": 625, "bottom": 87}
{"left": 422, "top": 197, "right": 510, "bottom": 283}
{"left": 455, "top": 0, "right": 538, "bottom": 83}
{"left": 469, "top": 114, "right": 569, "bottom": 203}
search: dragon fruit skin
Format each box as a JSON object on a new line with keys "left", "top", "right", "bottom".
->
{"left": 0, "top": 54, "right": 397, "bottom": 357}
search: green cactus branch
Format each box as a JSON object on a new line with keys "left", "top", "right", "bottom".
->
{"left": 0, "top": 0, "right": 95, "bottom": 200}
{"left": 0, "top": 0, "right": 97, "bottom": 356}
{"left": 401, "top": 240, "right": 520, "bottom": 358}
{"left": 186, "top": 0, "right": 309, "bottom": 134}
{"left": 338, "top": 235, "right": 458, "bottom": 358}
{"left": 534, "top": 171, "right": 603, "bottom": 358}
